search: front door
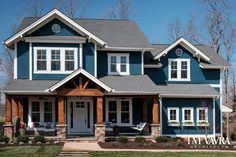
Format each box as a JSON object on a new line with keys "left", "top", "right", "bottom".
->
{"left": 67, "top": 98, "right": 93, "bottom": 134}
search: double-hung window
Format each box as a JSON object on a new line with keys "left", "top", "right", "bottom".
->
{"left": 167, "top": 107, "right": 179, "bottom": 126}
{"left": 108, "top": 54, "right": 129, "bottom": 75}
{"left": 197, "top": 107, "right": 208, "bottom": 126}
{"left": 182, "top": 107, "right": 194, "bottom": 126}
{"left": 34, "top": 47, "right": 78, "bottom": 73}
{"left": 44, "top": 101, "right": 53, "bottom": 122}
{"left": 31, "top": 101, "right": 40, "bottom": 122}
{"left": 106, "top": 98, "right": 132, "bottom": 126}
{"left": 168, "top": 59, "right": 190, "bottom": 81}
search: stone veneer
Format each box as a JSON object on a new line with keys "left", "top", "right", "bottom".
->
{"left": 95, "top": 124, "right": 105, "bottom": 142}
{"left": 56, "top": 124, "right": 67, "bottom": 141}
{"left": 151, "top": 124, "right": 160, "bottom": 137}
{"left": 3, "top": 125, "right": 14, "bottom": 140}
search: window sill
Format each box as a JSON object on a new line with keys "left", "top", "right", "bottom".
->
{"left": 168, "top": 79, "right": 191, "bottom": 81}
{"left": 168, "top": 122, "right": 180, "bottom": 127}
{"left": 108, "top": 72, "right": 130, "bottom": 76}
{"left": 33, "top": 71, "right": 74, "bottom": 74}
{"left": 197, "top": 122, "right": 209, "bottom": 126}
{"left": 182, "top": 122, "right": 195, "bottom": 126}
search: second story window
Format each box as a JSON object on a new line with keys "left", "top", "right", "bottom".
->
{"left": 34, "top": 47, "right": 78, "bottom": 74}
{"left": 168, "top": 59, "right": 190, "bottom": 81}
{"left": 108, "top": 53, "right": 129, "bottom": 75}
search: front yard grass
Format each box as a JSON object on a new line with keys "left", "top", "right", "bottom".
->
{"left": 0, "top": 145, "right": 62, "bottom": 157}
{"left": 90, "top": 151, "right": 236, "bottom": 157}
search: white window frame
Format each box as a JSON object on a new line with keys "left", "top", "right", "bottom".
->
{"left": 105, "top": 98, "right": 132, "bottom": 126}
{"left": 167, "top": 107, "right": 179, "bottom": 123}
{"left": 108, "top": 53, "right": 130, "bottom": 75}
{"left": 168, "top": 58, "right": 190, "bottom": 81}
{"left": 197, "top": 107, "right": 208, "bottom": 124}
{"left": 182, "top": 107, "right": 194, "bottom": 126}
{"left": 28, "top": 97, "right": 55, "bottom": 127}
{"left": 33, "top": 47, "right": 78, "bottom": 74}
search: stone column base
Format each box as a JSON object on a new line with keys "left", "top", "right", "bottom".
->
{"left": 151, "top": 124, "right": 160, "bottom": 137}
{"left": 3, "top": 124, "right": 14, "bottom": 140}
{"left": 95, "top": 124, "right": 105, "bottom": 142}
{"left": 56, "top": 124, "right": 67, "bottom": 141}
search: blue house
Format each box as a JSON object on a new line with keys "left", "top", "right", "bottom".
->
{"left": 2, "top": 9, "right": 231, "bottom": 141}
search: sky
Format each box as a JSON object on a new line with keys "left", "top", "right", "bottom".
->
{"left": 0, "top": 0, "right": 236, "bottom": 78}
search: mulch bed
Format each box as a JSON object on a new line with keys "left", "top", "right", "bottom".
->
{"left": 99, "top": 140, "right": 235, "bottom": 150}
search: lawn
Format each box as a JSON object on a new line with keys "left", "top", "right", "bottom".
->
{"left": 0, "top": 146, "right": 62, "bottom": 157}
{"left": 90, "top": 151, "right": 236, "bottom": 157}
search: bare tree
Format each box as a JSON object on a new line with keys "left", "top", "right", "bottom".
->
{"left": 106, "top": 0, "right": 132, "bottom": 19}
{"left": 25, "top": 0, "right": 44, "bottom": 17}
{"left": 167, "top": 19, "right": 182, "bottom": 42}
{"left": 53, "top": 0, "right": 88, "bottom": 18}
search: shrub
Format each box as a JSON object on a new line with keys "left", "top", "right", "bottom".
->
{"left": 0, "top": 135, "right": 9, "bottom": 143}
{"left": 33, "top": 135, "right": 46, "bottom": 143}
{"left": 134, "top": 136, "right": 145, "bottom": 144}
{"left": 117, "top": 136, "right": 128, "bottom": 144}
{"left": 155, "top": 136, "right": 171, "bottom": 143}
{"left": 17, "top": 135, "right": 29, "bottom": 143}
{"left": 172, "top": 137, "right": 184, "bottom": 141}
{"left": 230, "top": 133, "right": 236, "bottom": 141}
{"left": 105, "top": 137, "right": 116, "bottom": 142}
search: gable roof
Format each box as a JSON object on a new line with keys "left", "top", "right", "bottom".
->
{"left": 48, "top": 68, "right": 113, "bottom": 92}
{"left": 153, "top": 37, "right": 210, "bottom": 62}
{"left": 4, "top": 9, "right": 106, "bottom": 48}
{"left": 7, "top": 13, "right": 151, "bottom": 50}
{"left": 150, "top": 43, "right": 231, "bottom": 69}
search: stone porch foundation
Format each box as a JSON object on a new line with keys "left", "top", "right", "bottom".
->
{"left": 95, "top": 124, "right": 105, "bottom": 142}
{"left": 151, "top": 124, "right": 160, "bottom": 137}
{"left": 57, "top": 124, "right": 67, "bottom": 141}
{"left": 3, "top": 124, "right": 14, "bottom": 140}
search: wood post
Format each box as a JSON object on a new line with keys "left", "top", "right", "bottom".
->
{"left": 58, "top": 96, "right": 65, "bottom": 124}
{"left": 18, "top": 99, "right": 24, "bottom": 124}
{"left": 143, "top": 99, "right": 148, "bottom": 122}
{"left": 152, "top": 96, "right": 159, "bottom": 124}
{"left": 96, "top": 96, "right": 103, "bottom": 124}
{"left": 5, "top": 96, "right": 12, "bottom": 125}
{"left": 12, "top": 98, "right": 19, "bottom": 118}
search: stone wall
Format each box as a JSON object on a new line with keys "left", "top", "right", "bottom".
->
{"left": 95, "top": 124, "right": 105, "bottom": 142}
{"left": 56, "top": 124, "right": 67, "bottom": 141}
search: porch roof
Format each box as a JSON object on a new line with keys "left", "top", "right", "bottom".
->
{"left": 156, "top": 84, "right": 220, "bottom": 98}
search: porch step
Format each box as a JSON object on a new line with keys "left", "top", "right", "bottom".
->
{"left": 66, "top": 137, "right": 97, "bottom": 143}
{"left": 58, "top": 151, "right": 90, "bottom": 157}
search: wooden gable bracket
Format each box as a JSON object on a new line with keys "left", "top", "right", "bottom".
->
{"left": 83, "top": 80, "right": 90, "bottom": 89}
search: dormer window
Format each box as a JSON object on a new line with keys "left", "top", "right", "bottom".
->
{"left": 168, "top": 59, "right": 190, "bottom": 81}
{"left": 108, "top": 53, "right": 129, "bottom": 75}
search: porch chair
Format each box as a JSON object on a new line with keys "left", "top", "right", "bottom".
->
{"left": 131, "top": 122, "right": 146, "bottom": 134}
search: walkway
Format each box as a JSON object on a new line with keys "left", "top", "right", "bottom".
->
{"left": 62, "top": 142, "right": 236, "bottom": 153}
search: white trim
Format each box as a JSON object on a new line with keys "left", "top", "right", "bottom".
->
{"left": 199, "top": 64, "right": 232, "bottom": 69}
{"left": 33, "top": 47, "right": 78, "bottom": 74}
{"left": 94, "top": 43, "right": 97, "bottom": 77}
{"left": 48, "top": 68, "right": 113, "bottom": 92}
{"left": 24, "top": 37, "right": 86, "bottom": 44}
{"left": 108, "top": 53, "right": 130, "bottom": 75}
{"left": 4, "top": 9, "right": 106, "bottom": 47}
{"left": 168, "top": 58, "right": 190, "bottom": 81}
{"left": 28, "top": 97, "right": 55, "bottom": 128}
{"left": 182, "top": 107, "right": 194, "bottom": 126}
{"left": 159, "top": 97, "right": 162, "bottom": 135}
{"left": 102, "top": 46, "right": 153, "bottom": 51}
{"left": 13, "top": 42, "right": 17, "bottom": 79}
{"left": 220, "top": 77, "right": 223, "bottom": 136}
{"left": 141, "top": 51, "right": 144, "bottom": 75}
{"left": 3, "top": 91, "right": 55, "bottom": 95}
{"left": 29, "top": 43, "right": 32, "bottom": 80}
{"left": 153, "top": 37, "right": 210, "bottom": 61}
{"left": 209, "top": 84, "right": 221, "bottom": 88}
{"left": 105, "top": 97, "right": 133, "bottom": 126}
{"left": 196, "top": 107, "right": 209, "bottom": 126}
{"left": 213, "top": 98, "right": 216, "bottom": 136}
{"left": 167, "top": 107, "right": 180, "bottom": 126}
{"left": 79, "top": 43, "right": 83, "bottom": 68}
{"left": 160, "top": 94, "right": 219, "bottom": 98}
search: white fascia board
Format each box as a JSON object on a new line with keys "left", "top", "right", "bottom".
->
{"left": 106, "top": 91, "right": 158, "bottom": 95}
{"left": 160, "top": 94, "right": 220, "bottom": 98}
{"left": 153, "top": 37, "right": 210, "bottom": 62}
{"left": 4, "top": 9, "right": 106, "bottom": 47}
{"left": 101, "top": 46, "right": 154, "bottom": 51}
{"left": 48, "top": 68, "right": 113, "bottom": 92}
{"left": 199, "top": 64, "right": 232, "bottom": 69}
{"left": 3, "top": 91, "right": 56, "bottom": 95}
{"left": 24, "top": 38, "right": 86, "bottom": 44}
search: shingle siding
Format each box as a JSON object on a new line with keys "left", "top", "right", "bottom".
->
{"left": 145, "top": 45, "right": 220, "bottom": 84}
{"left": 162, "top": 98, "right": 214, "bottom": 135}
{"left": 17, "top": 41, "right": 29, "bottom": 79}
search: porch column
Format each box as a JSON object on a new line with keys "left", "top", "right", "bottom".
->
{"left": 57, "top": 96, "right": 67, "bottom": 141}
{"left": 143, "top": 99, "right": 148, "bottom": 122}
{"left": 18, "top": 99, "right": 24, "bottom": 124}
{"left": 4, "top": 96, "right": 13, "bottom": 140}
{"left": 95, "top": 96, "right": 105, "bottom": 142}
{"left": 151, "top": 96, "right": 160, "bottom": 137}
{"left": 12, "top": 98, "right": 19, "bottom": 118}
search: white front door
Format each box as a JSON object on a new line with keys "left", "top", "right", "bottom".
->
{"left": 67, "top": 98, "right": 93, "bottom": 134}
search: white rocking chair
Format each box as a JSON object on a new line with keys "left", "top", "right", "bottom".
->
{"left": 131, "top": 122, "right": 146, "bottom": 133}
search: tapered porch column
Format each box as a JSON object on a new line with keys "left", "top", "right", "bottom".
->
{"left": 18, "top": 99, "right": 24, "bottom": 124}
{"left": 57, "top": 96, "right": 67, "bottom": 141}
{"left": 95, "top": 96, "right": 105, "bottom": 142}
{"left": 151, "top": 96, "right": 160, "bottom": 137}
{"left": 12, "top": 98, "right": 19, "bottom": 118}
{"left": 4, "top": 96, "right": 13, "bottom": 140}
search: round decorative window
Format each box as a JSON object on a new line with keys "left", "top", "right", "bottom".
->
{"left": 175, "top": 48, "right": 183, "bottom": 56}
{"left": 51, "top": 24, "right": 61, "bottom": 33}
